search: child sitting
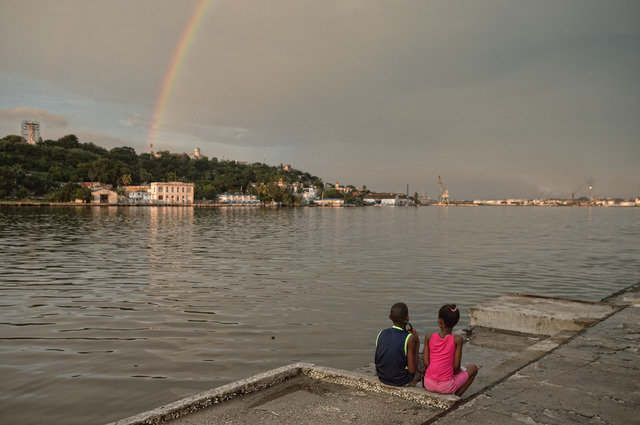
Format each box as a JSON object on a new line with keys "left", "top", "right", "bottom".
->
{"left": 423, "top": 304, "right": 478, "bottom": 396}
{"left": 375, "top": 302, "right": 422, "bottom": 387}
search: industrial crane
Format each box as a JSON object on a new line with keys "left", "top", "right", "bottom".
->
{"left": 438, "top": 175, "right": 450, "bottom": 205}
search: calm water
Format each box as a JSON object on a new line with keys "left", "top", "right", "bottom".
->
{"left": 1, "top": 206, "right": 639, "bottom": 424}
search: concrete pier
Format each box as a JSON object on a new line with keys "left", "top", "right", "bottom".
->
{"left": 469, "top": 293, "right": 617, "bottom": 335}
{"left": 108, "top": 283, "right": 640, "bottom": 425}
{"left": 428, "top": 285, "right": 640, "bottom": 425}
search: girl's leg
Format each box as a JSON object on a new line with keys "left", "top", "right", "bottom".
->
{"left": 455, "top": 364, "right": 478, "bottom": 396}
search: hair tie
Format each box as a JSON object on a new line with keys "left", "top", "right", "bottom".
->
{"left": 450, "top": 307, "right": 457, "bottom": 312}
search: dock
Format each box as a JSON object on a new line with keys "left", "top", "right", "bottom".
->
{"left": 108, "top": 283, "right": 640, "bottom": 425}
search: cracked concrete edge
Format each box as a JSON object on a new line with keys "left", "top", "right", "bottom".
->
{"left": 106, "top": 362, "right": 458, "bottom": 425}
{"left": 301, "top": 365, "right": 459, "bottom": 409}
{"left": 469, "top": 295, "right": 617, "bottom": 336}
{"left": 600, "top": 282, "right": 640, "bottom": 306}
{"left": 106, "top": 363, "right": 309, "bottom": 425}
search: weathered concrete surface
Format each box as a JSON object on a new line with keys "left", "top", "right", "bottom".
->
{"left": 469, "top": 294, "right": 617, "bottom": 335}
{"left": 430, "top": 284, "right": 640, "bottom": 425}
{"left": 170, "top": 374, "right": 442, "bottom": 425}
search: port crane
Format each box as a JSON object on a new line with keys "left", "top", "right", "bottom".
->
{"left": 438, "top": 175, "right": 449, "bottom": 205}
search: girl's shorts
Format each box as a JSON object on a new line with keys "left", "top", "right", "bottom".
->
{"left": 423, "top": 368, "right": 469, "bottom": 394}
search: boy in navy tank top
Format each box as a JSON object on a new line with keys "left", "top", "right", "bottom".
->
{"left": 375, "top": 302, "right": 423, "bottom": 386}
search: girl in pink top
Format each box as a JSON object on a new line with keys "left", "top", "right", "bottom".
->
{"left": 423, "top": 304, "right": 478, "bottom": 396}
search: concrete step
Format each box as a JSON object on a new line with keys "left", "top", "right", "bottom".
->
{"left": 469, "top": 294, "right": 617, "bottom": 336}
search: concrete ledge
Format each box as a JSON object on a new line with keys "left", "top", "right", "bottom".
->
{"left": 302, "top": 365, "right": 459, "bottom": 409}
{"left": 108, "top": 363, "right": 458, "bottom": 425}
{"left": 469, "top": 294, "right": 617, "bottom": 336}
{"left": 108, "top": 363, "right": 303, "bottom": 425}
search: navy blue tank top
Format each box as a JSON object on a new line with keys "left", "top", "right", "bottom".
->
{"left": 375, "top": 326, "right": 413, "bottom": 386}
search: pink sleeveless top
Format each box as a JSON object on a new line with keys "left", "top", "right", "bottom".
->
{"left": 425, "top": 333, "right": 455, "bottom": 381}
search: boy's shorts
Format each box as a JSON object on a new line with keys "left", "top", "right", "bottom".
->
{"left": 423, "top": 369, "right": 469, "bottom": 394}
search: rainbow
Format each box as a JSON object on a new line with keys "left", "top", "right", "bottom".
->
{"left": 148, "top": 0, "right": 215, "bottom": 153}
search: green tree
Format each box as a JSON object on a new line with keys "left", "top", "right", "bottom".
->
{"left": 73, "top": 187, "right": 92, "bottom": 202}
{"left": 195, "top": 182, "right": 218, "bottom": 201}
{"left": 57, "top": 134, "right": 80, "bottom": 149}
{"left": 46, "top": 182, "right": 83, "bottom": 202}
{"left": 109, "top": 146, "right": 138, "bottom": 166}
{"left": 48, "top": 165, "right": 64, "bottom": 181}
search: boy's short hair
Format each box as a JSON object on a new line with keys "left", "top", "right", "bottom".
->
{"left": 438, "top": 304, "right": 460, "bottom": 328}
{"left": 390, "top": 302, "right": 409, "bottom": 323}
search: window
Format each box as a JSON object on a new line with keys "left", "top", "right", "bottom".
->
{"left": 158, "top": 187, "right": 163, "bottom": 192}
{"left": 159, "top": 195, "right": 163, "bottom": 200}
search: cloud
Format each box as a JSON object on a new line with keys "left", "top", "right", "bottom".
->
{"left": 119, "top": 113, "right": 150, "bottom": 127}
{"left": 0, "top": 107, "right": 69, "bottom": 128}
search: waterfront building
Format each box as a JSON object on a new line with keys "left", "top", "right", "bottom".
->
{"left": 128, "top": 191, "right": 151, "bottom": 203}
{"left": 91, "top": 188, "right": 118, "bottom": 204}
{"left": 123, "top": 185, "right": 151, "bottom": 204}
{"left": 315, "top": 198, "right": 344, "bottom": 207}
{"left": 149, "top": 182, "right": 194, "bottom": 204}
{"left": 218, "top": 193, "right": 260, "bottom": 205}
{"left": 363, "top": 193, "right": 400, "bottom": 206}
{"left": 302, "top": 186, "right": 318, "bottom": 203}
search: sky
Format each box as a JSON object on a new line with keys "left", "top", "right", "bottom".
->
{"left": 1, "top": 0, "right": 638, "bottom": 200}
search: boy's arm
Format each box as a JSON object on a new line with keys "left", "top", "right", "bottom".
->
{"left": 406, "top": 329, "right": 419, "bottom": 374}
{"left": 453, "top": 335, "right": 463, "bottom": 373}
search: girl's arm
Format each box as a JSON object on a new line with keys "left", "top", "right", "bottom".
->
{"left": 453, "top": 335, "right": 464, "bottom": 373}
{"left": 423, "top": 333, "right": 431, "bottom": 368}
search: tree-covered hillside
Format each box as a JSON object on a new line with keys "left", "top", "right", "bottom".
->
{"left": 0, "top": 134, "right": 333, "bottom": 203}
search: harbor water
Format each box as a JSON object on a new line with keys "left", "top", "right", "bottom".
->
{"left": 1, "top": 205, "right": 638, "bottom": 424}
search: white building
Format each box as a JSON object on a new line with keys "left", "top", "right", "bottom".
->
{"left": 302, "top": 187, "right": 319, "bottom": 203}
{"left": 364, "top": 193, "right": 400, "bottom": 206}
{"left": 123, "top": 185, "right": 151, "bottom": 204}
{"left": 150, "top": 182, "right": 194, "bottom": 204}
{"left": 218, "top": 193, "right": 260, "bottom": 205}
{"left": 315, "top": 198, "right": 344, "bottom": 207}
{"left": 129, "top": 191, "right": 151, "bottom": 203}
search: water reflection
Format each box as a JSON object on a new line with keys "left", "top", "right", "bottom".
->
{"left": 0, "top": 206, "right": 638, "bottom": 425}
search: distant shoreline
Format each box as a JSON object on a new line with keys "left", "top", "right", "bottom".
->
{"left": 0, "top": 201, "right": 636, "bottom": 208}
